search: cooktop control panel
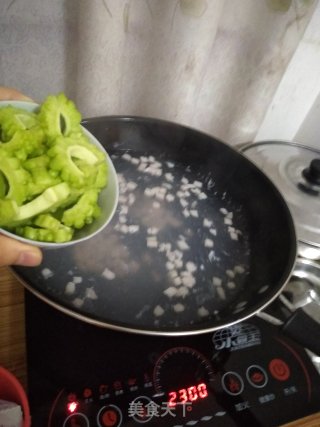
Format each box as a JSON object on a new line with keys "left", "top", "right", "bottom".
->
{"left": 25, "top": 293, "right": 320, "bottom": 427}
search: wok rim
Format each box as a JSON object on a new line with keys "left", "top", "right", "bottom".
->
{"left": 12, "top": 116, "right": 298, "bottom": 336}
{"left": 11, "top": 261, "right": 297, "bottom": 336}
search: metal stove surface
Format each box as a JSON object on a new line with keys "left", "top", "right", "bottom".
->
{"left": 25, "top": 291, "right": 320, "bottom": 427}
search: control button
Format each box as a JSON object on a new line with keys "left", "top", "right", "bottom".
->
{"left": 113, "top": 381, "right": 123, "bottom": 391}
{"left": 63, "top": 413, "right": 89, "bottom": 427}
{"left": 128, "top": 377, "right": 138, "bottom": 392}
{"left": 99, "top": 384, "right": 110, "bottom": 399}
{"left": 128, "top": 378, "right": 137, "bottom": 386}
{"left": 113, "top": 381, "right": 124, "bottom": 396}
{"left": 246, "top": 365, "right": 268, "bottom": 388}
{"left": 97, "top": 405, "right": 122, "bottom": 427}
{"left": 83, "top": 388, "right": 93, "bottom": 398}
{"left": 269, "top": 358, "right": 290, "bottom": 381}
{"left": 222, "top": 371, "right": 244, "bottom": 396}
{"left": 99, "top": 384, "right": 109, "bottom": 394}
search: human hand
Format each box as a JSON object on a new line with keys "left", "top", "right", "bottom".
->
{"left": 0, "top": 86, "right": 33, "bottom": 102}
{"left": 0, "top": 86, "right": 43, "bottom": 267}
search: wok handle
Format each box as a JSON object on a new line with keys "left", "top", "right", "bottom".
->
{"left": 282, "top": 308, "right": 320, "bottom": 356}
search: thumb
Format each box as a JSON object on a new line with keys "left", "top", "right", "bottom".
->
{"left": 0, "top": 234, "right": 43, "bottom": 267}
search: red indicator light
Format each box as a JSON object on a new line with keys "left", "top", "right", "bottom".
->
{"left": 168, "top": 383, "right": 208, "bottom": 407}
{"left": 67, "top": 401, "right": 78, "bottom": 413}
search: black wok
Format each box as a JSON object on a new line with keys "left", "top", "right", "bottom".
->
{"left": 12, "top": 116, "right": 297, "bottom": 335}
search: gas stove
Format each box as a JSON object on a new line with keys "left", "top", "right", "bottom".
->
{"left": 25, "top": 291, "right": 320, "bottom": 427}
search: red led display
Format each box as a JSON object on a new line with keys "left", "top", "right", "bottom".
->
{"left": 168, "top": 383, "right": 208, "bottom": 407}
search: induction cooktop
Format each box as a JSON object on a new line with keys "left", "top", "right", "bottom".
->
{"left": 25, "top": 291, "right": 320, "bottom": 427}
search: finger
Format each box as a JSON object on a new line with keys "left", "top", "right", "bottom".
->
{"left": 0, "top": 86, "right": 33, "bottom": 102}
{"left": 0, "top": 234, "right": 42, "bottom": 267}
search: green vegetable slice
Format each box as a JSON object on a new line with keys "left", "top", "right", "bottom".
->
{"left": 0, "top": 106, "right": 38, "bottom": 141}
{"left": 0, "top": 92, "right": 109, "bottom": 243}
{"left": 38, "top": 93, "right": 82, "bottom": 141}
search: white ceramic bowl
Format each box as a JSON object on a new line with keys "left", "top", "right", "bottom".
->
{"left": 0, "top": 100, "right": 119, "bottom": 248}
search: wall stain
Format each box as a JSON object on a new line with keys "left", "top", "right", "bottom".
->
{"left": 179, "top": 0, "right": 208, "bottom": 17}
{"left": 266, "top": 0, "right": 315, "bottom": 13}
{"left": 266, "top": 0, "right": 292, "bottom": 12}
{"left": 123, "top": 2, "right": 130, "bottom": 33}
{"left": 284, "top": 7, "right": 309, "bottom": 36}
{"left": 265, "top": 0, "right": 315, "bottom": 41}
{"left": 6, "top": 0, "right": 17, "bottom": 12}
{"left": 185, "top": 53, "right": 196, "bottom": 74}
{"left": 145, "top": 0, "right": 154, "bottom": 19}
{"left": 171, "top": 1, "right": 180, "bottom": 30}
{"left": 263, "top": 2, "right": 314, "bottom": 78}
{"left": 101, "top": 0, "right": 113, "bottom": 18}
{"left": 302, "top": 0, "right": 316, "bottom": 5}
{"left": 171, "top": 0, "right": 207, "bottom": 29}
